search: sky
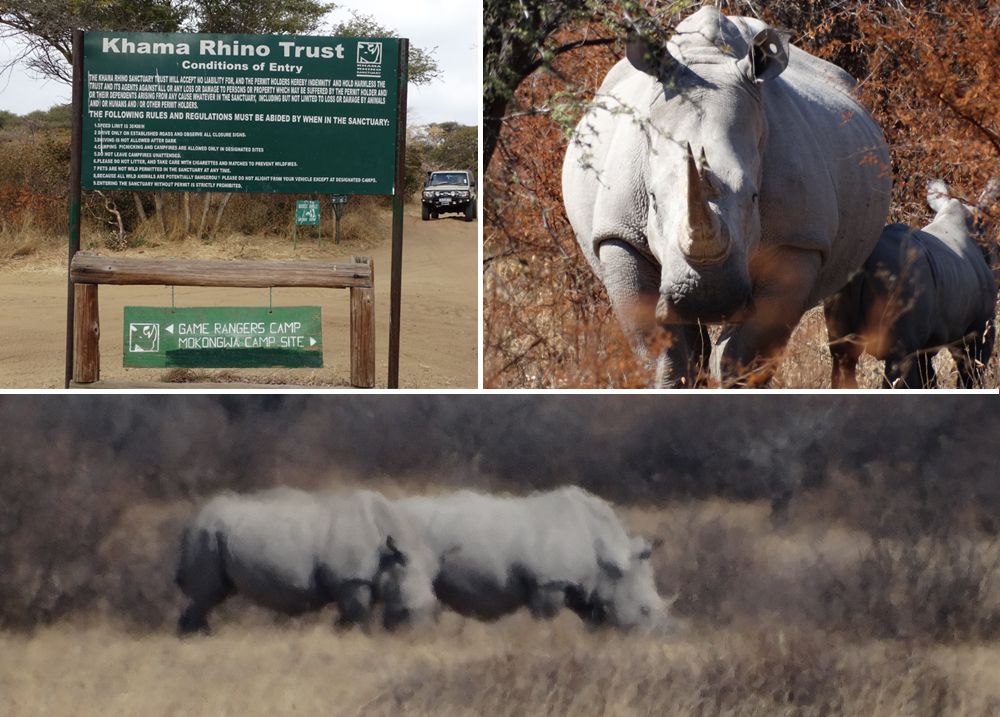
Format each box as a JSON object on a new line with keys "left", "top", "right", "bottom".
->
{"left": 0, "top": 0, "right": 480, "bottom": 126}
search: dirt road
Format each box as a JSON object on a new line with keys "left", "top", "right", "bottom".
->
{"left": 0, "top": 203, "right": 478, "bottom": 388}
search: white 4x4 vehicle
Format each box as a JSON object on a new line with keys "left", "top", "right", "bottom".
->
{"left": 421, "top": 170, "right": 477, "bottom": 222}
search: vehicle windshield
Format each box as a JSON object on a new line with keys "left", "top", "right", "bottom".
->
{"left": 428, "top": 173, "right": 468, "bottom": 187}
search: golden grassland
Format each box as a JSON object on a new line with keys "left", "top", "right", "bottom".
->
{"left": 4, "top": 599, "right": 1000, "bottom": 716}
{"left": 3, "top": 618, "right": 1000, "bottom": 717}
{"left": 3, "top": 494, "right": 999, "bottom": 716}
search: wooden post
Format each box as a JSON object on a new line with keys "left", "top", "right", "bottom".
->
{"left": 73, "top": 283, "right": 100, "bottom": 383}
{"left": 70, "top": 253, "right": 372, "bottom": 288}
{"left": 350, "top": 256, "right": 375, "bottom": 388}
{"left": 65, "top": 29, "right": 84, "bottom": 388}
{"left": 388, "top": 38, "right": 409, "bottom": 389}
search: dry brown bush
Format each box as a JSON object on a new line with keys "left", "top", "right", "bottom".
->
{"left": 0, "top": 121, "right": 391, "bottom": 251}
{"left": 484, "top": 0, "right": 1000, "bottom": 388}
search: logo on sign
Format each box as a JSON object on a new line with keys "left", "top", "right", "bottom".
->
{"left": 128, "top": 322, "right": 160, "bottom": 352}
{"left": 357, "top": 41, "right": 382, "bottom": 77}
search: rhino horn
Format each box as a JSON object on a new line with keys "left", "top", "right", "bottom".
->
{"left": 684, "top": 143, "right": 728, "bottom": 263}
{"left": 697, "top": 146, "right": 719, "bottom": 199}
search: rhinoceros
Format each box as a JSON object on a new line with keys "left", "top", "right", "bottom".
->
{"left": 396, "top": 487, "right": 667, "bottom": 631}
{"left": 174, "top": 488, "right": 437, "bottom": 634}
{"left": 825, "top": 180, "right": 998, "bottom": 388}
{"left": 562, "top": 6, "right": 891, "bottom": 386}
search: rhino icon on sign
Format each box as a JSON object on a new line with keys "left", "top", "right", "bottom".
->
{"left": 128, "top": 323, "right": 159, "bottom": 352}
{"left": 357, "top": 42, "right": 382, "bottom": 65}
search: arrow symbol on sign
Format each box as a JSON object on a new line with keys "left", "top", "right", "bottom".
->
{"left": 309, "top": 337, "right": 317, "bottom": 346}
{"left": 166, "top": 324, "right": 175, "bottom": 334}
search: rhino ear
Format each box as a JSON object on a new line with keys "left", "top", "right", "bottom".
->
{"left": 737, "top": 28, "right": 789, "bottom": 84}
{"left": 598, "top": 556, "right": 624, "bottom": 580}
{"left": 626, "top": 35, "right": 676, "bottom": 78}
{"left": 380, "top": 535, "right": 408, "bottom": 568}
{"left": 632, "top": 536, "right": 663, "bottom": 561}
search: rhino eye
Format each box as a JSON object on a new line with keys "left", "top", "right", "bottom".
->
{"left": 751, "top": 193, "right": 759, "bottom": 203}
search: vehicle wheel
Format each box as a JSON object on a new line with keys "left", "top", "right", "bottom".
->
{"left": 431, "top": 211, "right": 438, "bottom": 219}
{"left": 464, "top": 203, "right": 476, "bottom": 222}
{"left": 421, "top": 204, "right": 430, "bottom": 221}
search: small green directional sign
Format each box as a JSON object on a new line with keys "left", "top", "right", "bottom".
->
{"left": 295, "top": 200, "right": 321, "bottom": 225}
{"left": 123, "top": 306, "right": 323, "bottom": 368}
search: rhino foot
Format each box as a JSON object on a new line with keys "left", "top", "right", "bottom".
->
{"left": 177, "top": 605, "right": 210, "bottom": 636}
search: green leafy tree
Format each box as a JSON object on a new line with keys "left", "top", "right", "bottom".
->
{"left": 426, "top": 124, "right": 477, "bottom": 175}
{"left": 483, "top": 0, "right": 694, "bottom": 169}
{"left": 332, "top": 11, "right": 440, "bottom": 86}
{"left": 184, "top": 0, "right": 332, "bottom": 34}
{"left": 0, "top": 1, "right": 186, "bottom": 82}
{"left": 403, "top": 138, "right": 425, "bottom": 200}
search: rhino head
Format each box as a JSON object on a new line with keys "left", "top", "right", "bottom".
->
{"left": 375, "top": 535, "right": 438, "bottom": 630}
{"left": 608, "top": 9, "right": 790, "bottom": 325}
{"left": 593, "top": 536, "right": 667, "bottom": 631}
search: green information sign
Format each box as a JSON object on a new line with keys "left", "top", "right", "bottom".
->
{"left": 295, "top": 200, "right": 321, "bottom": 225}
{"left": 123, "top": 306, "right": 323, "bottom": 368}
{"left": 82, "top": 32, "right": 400, "bottom": 194}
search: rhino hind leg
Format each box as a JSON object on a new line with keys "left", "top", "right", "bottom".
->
{"left": 175, "top": 529, "right": 232, "bottom": 636}
{"left": 886, "top": 351, "right": 934, "bottom": 388}
{"left": 951, "top": 321, "right": 995, "bottom": 388}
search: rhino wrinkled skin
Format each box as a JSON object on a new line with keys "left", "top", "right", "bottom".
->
{"left": 562, "top": 7, "right": 891, "bottom": 386}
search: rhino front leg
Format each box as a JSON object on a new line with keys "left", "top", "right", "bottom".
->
{"left": 527, "top": 582, "right": 567, "bottom": 620}
{"left": 715, "top": 248, "right": 822, "bottom": 387}
{"left": 823, "top": 279, "right": 864, "bottom": 388}
{"left": 598, "top": 240, "right": 709, "bottom": 387}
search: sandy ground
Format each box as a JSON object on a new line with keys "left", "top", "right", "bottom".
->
{"left": 0, "top": 203, "right": 478, "bottom": 388}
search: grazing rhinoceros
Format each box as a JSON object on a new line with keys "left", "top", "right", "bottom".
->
{"left": 396, "top": 487, "right": 667, "bottom": 631}
{"left": 175, "top": 488, "right": 437, "bottom": 635}
{"left": 825, "top": 180, "right": 998, "bottom": 388}
{"left": 562, "top": 6, "right": 891, "bottom": 387}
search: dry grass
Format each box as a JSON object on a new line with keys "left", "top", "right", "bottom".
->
{"left": 3, "top": 595, "right": 999, "bottom": 716}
